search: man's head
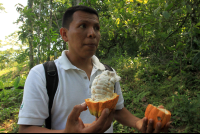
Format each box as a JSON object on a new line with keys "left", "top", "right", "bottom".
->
{"left": 60, "top": 6, "right": 101, "bottom": 59}
{"left": 62, "top": 5, "right": 99, "bottom": 29}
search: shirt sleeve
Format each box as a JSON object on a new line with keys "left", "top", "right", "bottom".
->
{"left": 112, "top": 68, "right": 124, "bottom": 110}
{"left": 17, "top": 64, "right": 49, "bottom": 126}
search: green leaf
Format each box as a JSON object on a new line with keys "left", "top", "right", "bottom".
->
{"left": 52, "top": 38, "right": 57, "bottom": 42}
{"left": 167, "top": 27, "right": 172, "bottom": 34}
{"left": 186, "top": 5, "right": 192, "bottom": 13}
{"left": 192, "top": 52, "right": 200, "bottom": 65}
{"left": 14, "top": 76, "right": 20, "bottom": 89}
{"left": 181, "top": 1, "right": 186, "bottom": 6}
{"left": 0, "top": 81, "right": 3, "bottom": 89}
{"left": 173, "top": 9, "right": 182, "bottom": 14}
{"left": 165, "top": 3, "right": 173, "bottom": 11}
{"left": 164, "top": 3, "right": 168, "bottom": 9}
{"left": 154, "top": 6, "right": 161, "bottom": 16}
{"left": 120, "top": 8, "right": 123, "bottom": 13}
{"left": 124, "top": 33, "right": 127, "bottom": 38}
{"left": 195, "top": 22, "right": 200, "bottom": 28}
{"left": 162, "top": 11, "right": 170, "bottom": 19}
{"left": 176, "top": 42, "right": 182, "bottom": 49}
{"left": 177, "top": 50, "right": 183, "bottom": 55}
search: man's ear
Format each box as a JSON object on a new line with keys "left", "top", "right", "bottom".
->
{"left": 60, "top": 27, "right": 68, "bottom": 42}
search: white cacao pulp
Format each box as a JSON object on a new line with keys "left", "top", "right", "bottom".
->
{"left": 91, "top": 70, "right": 121, "bottom": 102}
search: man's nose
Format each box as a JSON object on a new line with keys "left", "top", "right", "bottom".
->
{"left": 87, "top": 27, "right": 96, "bottom": 38}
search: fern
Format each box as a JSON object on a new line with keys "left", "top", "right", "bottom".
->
{"left": 13, "top": 76, "right": 20, "bottom": 89}
{"left": 134, "top": 91, "right": 150, "bottom": 103}
{"left": 0, "top": 80, "right": 3, "bottom": 89}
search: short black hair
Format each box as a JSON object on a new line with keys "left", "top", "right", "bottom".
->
{"left": 62, "top": 5, "right": 99, "bottom": 29}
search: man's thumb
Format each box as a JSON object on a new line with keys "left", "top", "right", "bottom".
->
{"left": 80, "top": 102, "right": 88, "bottom": 112}
{"left": 68, "top": 102, "right": 87, "bottom": 122}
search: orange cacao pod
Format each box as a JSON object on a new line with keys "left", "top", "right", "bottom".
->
{"left": 145, "top": 104, "right": 171, "bottom": 129}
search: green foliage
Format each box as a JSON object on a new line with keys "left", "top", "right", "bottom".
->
{"left": 170, "top": 93, "right": 200, "bottom": 125}
{"left": 15, "top": 51, "right": 28, "bottom": 64}
{"left": 13, "top": 76, "right": 20, "bottom": 89}
{"left": 0, "top": 62, "right": 28, "bottom": 132}
{"left": 0, "top": 89, "right": 23, "bottom": 133}
{"left": 0, "top": 3, "right": 6, "bottom": 13}
{"left": 0, "top": 80, "right": 3, "bottom": 90}
{"left": 0, "top": 0, "right": 200, "bottom": 133}
{"left": 113, "top": 119, "right": 135, "bottom": 133}
{"left": 102, "top": 51, "right": 200, "bottom": 132}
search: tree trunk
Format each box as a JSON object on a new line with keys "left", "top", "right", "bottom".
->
{"left": 47, "top": 0, "right": 52, "bottom": 61}
{"left": 28, "top": 0, "right": 34, "bottom": 69}
{"left": 37, "top": 3, "right": 41, "bottom": 64}
{"left": 42, "top": 43, "right": 45, "bottom": 63}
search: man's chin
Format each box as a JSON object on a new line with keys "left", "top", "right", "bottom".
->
{"left": 83, "top": 51, "right": 96, "bottom": 58}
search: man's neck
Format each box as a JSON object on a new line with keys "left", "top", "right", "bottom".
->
{"left": 65, "top": 51, "right": 93, "bottom": 80}
{"left": 65, "top": 51, "right": 93, "bottom": 70}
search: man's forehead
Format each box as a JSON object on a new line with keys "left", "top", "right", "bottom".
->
{"left": 72, "top": 11, "right": 99, "bottom": 23}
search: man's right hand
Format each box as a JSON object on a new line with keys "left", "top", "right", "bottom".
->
{"left": 64, "top": 102, "right": 114, "bottom": 133}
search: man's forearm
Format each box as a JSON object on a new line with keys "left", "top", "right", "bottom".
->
{"left": 19, "top": 125, "right": 64, "bottom": 133}
{"left": 114, "top": 107, "right": 140, "bottom": 128}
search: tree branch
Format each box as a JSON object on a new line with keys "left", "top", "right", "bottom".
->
{"left": 163, "top": 13, "right": 189, "bottom": 42}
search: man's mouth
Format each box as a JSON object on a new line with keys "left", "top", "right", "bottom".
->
{"left": 85, "top": 43, "right": 97, "bottom": 48}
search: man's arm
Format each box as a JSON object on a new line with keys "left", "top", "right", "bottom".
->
{"left": 19, "top": 125, "right": 64, "bottom": 133}
{"left": 19, "top": 102, "right": 114, "bottom": 133}
{"left": 114, "top": 107, "right": 171, "bottom": 133}
{"left": 114, "top": 107, "right": 140, "bottom": 128}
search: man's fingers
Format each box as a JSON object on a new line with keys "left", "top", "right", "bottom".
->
{"left": 158, "top": 105, "right": 164, "bottom": 109}
{"left": 81, "top": 102, "right": 88, "bottom": 110}
{"left": 141, "top": 117, "right": 148, "bottom": 133}
{"left": 153, "top": 122, "right": 162, "bottom": 133}
{"left": 98, "top": 109, "right": 115, "bottom": 133}
{"left": 83, "top": 108, "right": 111, "bottom": 133}
{"left": 93, "top": 108, "right": 111, "bottom": 131}
{"left": 67, "top": 102, "right": 87, "bottom": 122}
{"left": 163, "top": 121, "right": 172, "bottom": 132}
{"left": 146, "top": 119, "right": 154, "bottom": 133}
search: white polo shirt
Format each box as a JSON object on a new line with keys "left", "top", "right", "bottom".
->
{"left": 18, "top": 50, "right": 124, "bottom": 133}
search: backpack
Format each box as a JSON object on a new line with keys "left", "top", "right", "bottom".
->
{"left": 43, "top": 61, "right": 115, "bottom": 129}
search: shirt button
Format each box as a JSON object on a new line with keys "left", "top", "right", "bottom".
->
{"left": 84, "top": 76, "right": 87, "bottom": 79}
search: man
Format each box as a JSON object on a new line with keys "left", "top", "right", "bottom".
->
{"left": 18, "top": 5, "right": 171, "bottom": 133}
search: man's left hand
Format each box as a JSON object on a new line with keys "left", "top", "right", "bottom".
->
{"left": 135, "top": 105, "right": 172, "bottom": 133}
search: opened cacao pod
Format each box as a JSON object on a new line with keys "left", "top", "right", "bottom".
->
{"left": 85, "top": 70, "right": 121, "bottom": 118}
{"left": 85, "top": 93, "right": 119, "bottom": 118}
{"left": 145, "top": 104, "right": 171, "bottom": 129}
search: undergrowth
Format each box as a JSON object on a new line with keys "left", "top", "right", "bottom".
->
{"left": 0, "top": 63, "right": 27, "bottom": 133}
{"left": 102, "top": 54, "right": 200, "bottom": 133}
{"left": 1, "top": 56, "right": 200, "bottom": 133}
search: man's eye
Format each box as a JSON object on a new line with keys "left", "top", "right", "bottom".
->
{"left": 80, "top": 24, "right": 86, "bottom": 28}
{"left": 94, "top": 26, "right": 100, "bottom": 30}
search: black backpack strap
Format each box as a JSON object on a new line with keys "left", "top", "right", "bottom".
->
{"left": 103, "top": 64, "right": 113, "bottom": 71}
{"left": 43, "top": 61, "right": 59, "bottom": 129}
{"left": 103, "top": 64, "right": 116, "bottom": 93}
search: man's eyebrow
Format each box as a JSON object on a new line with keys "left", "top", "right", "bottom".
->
{"left": 78, "top": 20, "right": 99, "bottom": 25}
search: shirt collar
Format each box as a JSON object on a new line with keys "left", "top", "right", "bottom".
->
{"left": 58, "top": 50, "right": 105, "bottom": 71}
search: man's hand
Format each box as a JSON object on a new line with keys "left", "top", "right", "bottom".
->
{"left": 135, "top": 105, "right": 172, "bottom": 133}
{"left": 64, "top": 102, "right": 114, "bottom": 133}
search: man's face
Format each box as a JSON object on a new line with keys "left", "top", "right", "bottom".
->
{"left": 65, "top": 11, "right": 101, "bottom": 59}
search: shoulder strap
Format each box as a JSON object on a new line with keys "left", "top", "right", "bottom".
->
{"left": 103, "top": 64, "right": 113, "bottom": 71}
{"left": 103, "top": 64, "right": 116, "bottom": 93}
{"left": 43, "top": 61, "right": 59, "bottom": 129}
